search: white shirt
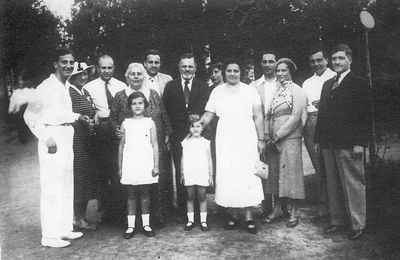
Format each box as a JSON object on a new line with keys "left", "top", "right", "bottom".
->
{"left": 252, "top": 75, "right": 277, "bottom": 114}
{"left": 84, "top": 77, "right": 127, "bottom": 118}
{"left": 24, "top": 74, "right": 80, "bottom": 142}
{"left": 181, "top": 77, "right": 193, "bottom": 91}
{"left": 302, "top": 68, "right": 336, "bottom": 112}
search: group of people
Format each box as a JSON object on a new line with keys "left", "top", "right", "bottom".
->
{"left": 22, "top": 42, "right": 370, "bottom": 248}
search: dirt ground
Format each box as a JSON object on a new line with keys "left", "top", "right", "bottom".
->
{"left": 1, "top": 103, "right": 399, "bottom": 259}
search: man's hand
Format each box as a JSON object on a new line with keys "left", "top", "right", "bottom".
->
{"left": 258, "top": 140, "right": 266, "bottom": 155}
{"left": 165, "top": 135, "right": 171, "bottom": 151}
{"left": 352, "top": 145, "right": 364, "bottom": 159}
{"left": 312, "top": 100, "right": 320, "bottom": 109}
{"left": 180, "top": 174, "right": 185, "bottom": 185}
{"left": 315, "top": 143, "right": 320, "bottom": 154}
{"left": 45, "top": 137, "right": 57, "bottom": 154}
{"left": 78, "top": 114, "right": 90, "bottom": 124}
{"left": 115, "top": 126, "right": 124, "bottom": 139}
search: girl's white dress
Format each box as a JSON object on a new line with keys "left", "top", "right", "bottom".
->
{"left": 181, "top": 137, "right": 210, "bottom": 187}
{"left": 121, "top": 117, "right": 158, "bottom": 185}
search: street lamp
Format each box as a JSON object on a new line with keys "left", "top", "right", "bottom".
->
{"left": 359, "top": 9, "right": 377, "bottom": 166}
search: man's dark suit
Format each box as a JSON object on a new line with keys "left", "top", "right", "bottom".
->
{"left": 314, "top": 71, "right": 371, "bottom": 230}
{"left": 163, "top": 77, "right": 210, "bottom": 216}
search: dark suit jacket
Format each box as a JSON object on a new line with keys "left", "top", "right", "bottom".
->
{"left": 163, "top": 77, "right": 210, "bottom": 142}
{"left": 314, "top": 71, "right": 371, "bottom": 149}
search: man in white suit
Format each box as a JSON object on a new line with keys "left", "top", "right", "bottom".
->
{"left": 143, "top": 49, "right": 173, "bottom": 97}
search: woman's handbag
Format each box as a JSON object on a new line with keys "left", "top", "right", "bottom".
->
{"left": 254, "top": 154, "right": 269, "bottom": 179}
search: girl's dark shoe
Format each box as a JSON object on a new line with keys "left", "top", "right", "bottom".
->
{"left": 184, "top": 221, "right": 194, "bottom": 231}
{"left": 143, "top": 225, "right": 155, "bottom": 237}
{"left": 245, "top": 220, "right": 257, "bottom": 234}
{"left": 200, "top": 222, "right": 209, "bottom": 231}
{"left": 123, "top": 227, "right": 135, "bottom": 239}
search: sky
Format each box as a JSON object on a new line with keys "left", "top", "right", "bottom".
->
{"left": 43, "top": 0, "right": 74, "bottom": 19}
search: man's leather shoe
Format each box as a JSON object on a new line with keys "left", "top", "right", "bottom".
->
{"left": 323, "top": 225, "right": 340, "bottom": 234}
{"left": 41, "top": 238, "right": 71, "bottom": 248}
{"left": 348, "top": 229, "right": 363, "bottom": 240}
{"left": 60, "top": 231, "right": 83, "bottom": 240}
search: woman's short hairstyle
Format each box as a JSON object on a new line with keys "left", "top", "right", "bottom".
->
{"left": 125, "top": 62, "right": 146, "bottom": 80}
{"left": 208, "top": 62, "right": 224, "bottom": 73}
{"left": 127, "top": 91, "right": 149, "bottom": 108}
{"left": 275, "top": 58, "right": 297, "bottom": 75}
{"left": 222, "top": 58, "right": 244, "bottom": 78}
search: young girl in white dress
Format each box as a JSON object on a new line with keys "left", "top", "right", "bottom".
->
{"left": 181, "top": 114, "right": 213, "bottom": 231}
{"left": 118, "top": 92, "right": 159, "bottom": 239}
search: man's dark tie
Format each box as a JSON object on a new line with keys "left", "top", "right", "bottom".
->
{"left": 332, "top": 74, "right": 340, "bottom": 91}
{"left": 184, "top": 79, "right": 190, "bottom": 105}
{"left": 105, "top": 81, "right": 113, "bottom": 109}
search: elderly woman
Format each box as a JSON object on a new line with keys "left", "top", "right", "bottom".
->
{"left": 67, "top": 62, "right": 100, "bottom": 231}
{"left": 263, "top": 58, "right": 307, "bottom": 228}
{"left": 200, "top": 58, "right": 265, "bottom": 234}
{"left": 110, "top": 62, "right": 172, "bottom": 227}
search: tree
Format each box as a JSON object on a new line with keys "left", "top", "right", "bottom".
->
{"left": 0, "top": 0, "right": 63, "bottom": 100}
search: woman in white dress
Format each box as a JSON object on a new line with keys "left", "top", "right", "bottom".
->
{"left": 200, "top": 58, "right": 266, "bottom": 234}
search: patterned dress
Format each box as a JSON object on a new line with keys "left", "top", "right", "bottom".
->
{"left": 110, "top": 87, "right": 172, "bottom": 222}
{"left": 69, "top": 86, "right": 101, "bottom": 204}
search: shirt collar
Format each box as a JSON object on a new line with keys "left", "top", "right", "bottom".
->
{"left": 181, "top": 77, "right": 194, "bottom": 89}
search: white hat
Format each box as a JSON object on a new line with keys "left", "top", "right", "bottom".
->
{"left": 70, "top": 62, "right": 94, "bottom": 77}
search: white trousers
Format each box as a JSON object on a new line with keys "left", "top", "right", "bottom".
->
{"left": 38, "top": 126, "right": 74, "bottom": 239}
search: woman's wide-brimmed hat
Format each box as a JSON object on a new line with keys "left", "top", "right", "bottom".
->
{"left": 70, "top": 62, "right": 94, "bottom": 78}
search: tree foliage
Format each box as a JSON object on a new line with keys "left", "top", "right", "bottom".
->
{"left": 0, "top": 0, "right": 62, "bottom": 93}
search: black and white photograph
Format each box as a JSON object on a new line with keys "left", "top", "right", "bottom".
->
{"left": 1, "top": 0, "right": 400, "bottom": 259}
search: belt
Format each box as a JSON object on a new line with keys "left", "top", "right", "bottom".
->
{"left": 45, "top": 123, "right": 74, "bottom": 127}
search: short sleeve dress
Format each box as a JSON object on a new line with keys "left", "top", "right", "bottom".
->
{"left": 205, "top": 82, "right": 264, "bottom": 208}
{"left": 181, "top": 137, "right": 210, "bottom": 187}
{"left": 121, "top": 117, "right": 158, "bottom": 185}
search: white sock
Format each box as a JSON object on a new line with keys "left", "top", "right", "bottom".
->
{"left": 127, "top": 215, "right": 136, "bottom": 228}
{"left": 200, "top": 212, "right": 207, "bottom": 223}
{"left": 142, "top": 214, "right": 150, "bottom": 227}
{"left": 187, "top": 212, "right": 194, "bottom": 223}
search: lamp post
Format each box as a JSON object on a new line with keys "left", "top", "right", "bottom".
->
{"left": 360, "top": 9, "right": 377, "bottom": 166}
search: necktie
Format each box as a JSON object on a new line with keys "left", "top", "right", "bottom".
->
{"left": 184, "top": 79, "right": 190, "bottom": 105}
{"left": 105, "top": 81, "right": 113, "bottom": 109}
{"left": 332, "top": 74, "right": 340, "bottom": 91}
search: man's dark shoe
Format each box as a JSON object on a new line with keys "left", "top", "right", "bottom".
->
{"left": 348, "top": 229, "right": 363, "bottom": 240}
{"left": 323, "top": 225, "right": 341, "bottom": 234}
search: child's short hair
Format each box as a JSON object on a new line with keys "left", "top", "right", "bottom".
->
{"left": 188, "top": 114, "right": 201, "bottom": 126}
{"left": 127, "top": 92, "right": 149, "bottom": 108}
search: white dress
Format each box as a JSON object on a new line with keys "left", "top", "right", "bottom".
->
{"left": 121, "top": 117, "right": 158, "bottom": 185}
{"left": 181, "top": 137, "right": 210, "bottom": 187}
{"left": 205, "top": 83, "right": 264, "bottom": 207}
